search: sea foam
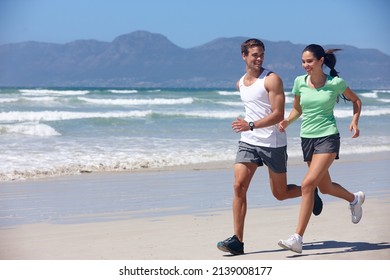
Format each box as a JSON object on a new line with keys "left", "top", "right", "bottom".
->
{"left": 0, "top": 122, "right": 60, "bottom": 136}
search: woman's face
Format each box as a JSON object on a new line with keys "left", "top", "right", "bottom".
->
{"left": 301, "top": 51, "right": 324, "bottom": 75}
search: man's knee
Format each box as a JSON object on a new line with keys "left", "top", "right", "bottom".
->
{"left": 271, "top": 189, "right": 288, "bottom": 201}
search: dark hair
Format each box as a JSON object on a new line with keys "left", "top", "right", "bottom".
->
{"left": 303, "top": 44, "right": 349, "bottom": 102}
{"left": 303, "top": 44, "right": 342, "bottom": 77}
{"left": 241, "top": 39, "right": 265, "bottom": 55}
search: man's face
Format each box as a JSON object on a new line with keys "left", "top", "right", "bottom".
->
{"left": 243, "top": 46, "right": 264, "bottom": 70}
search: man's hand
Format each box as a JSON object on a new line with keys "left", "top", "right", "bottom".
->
{"left": 232, "top": 118, "right": 249, "bottom": 132}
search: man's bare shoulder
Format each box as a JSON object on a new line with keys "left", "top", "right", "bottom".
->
{"left": 265, "top": 72, "right": 284, "bottom": 92}
{"left": 266, "top": 71, "right": 282, "bottom": 81}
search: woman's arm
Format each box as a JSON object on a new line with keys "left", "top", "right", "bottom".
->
{"left": 279, "top": 95, "right": 302, "bottom": 132}
{"left": 342, "top": 87, "right": 362, "bottom": 138}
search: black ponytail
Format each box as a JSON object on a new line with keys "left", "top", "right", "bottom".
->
{"left": 324, "top": 49, "right": 342, "bottom": 77}
{"left": 323, "top": 49, "right": 349, "bottom": 102}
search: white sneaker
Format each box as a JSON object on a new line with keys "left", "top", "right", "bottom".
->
{"left": 350, "top": 191, "right": 365, "bottom": 224}
{"left": 278, "top": 235, "right": 302, "bottom": 253}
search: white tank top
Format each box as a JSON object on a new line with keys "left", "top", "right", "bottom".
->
{"left": 238, "top": 69, "right": 287, "bottom": 147}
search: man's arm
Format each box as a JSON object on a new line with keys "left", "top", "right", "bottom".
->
{"left": 253, "top": 73, "right": 285, "bottom": 128}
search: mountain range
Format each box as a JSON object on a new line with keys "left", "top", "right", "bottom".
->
{"left": 1, "top": 30, "right": 389, "bottom": 89}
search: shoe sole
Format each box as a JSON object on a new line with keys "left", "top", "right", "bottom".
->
{"left": 278, "top": 240, "right": 302, "bottom": 254}
{"left": 217, "top": 244, "right": 243, "bottom": 255}
{"left": 217, "top": 244, "right": 229, "bottom": 253}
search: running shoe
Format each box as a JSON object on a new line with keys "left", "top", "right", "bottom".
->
{"left": 278, "top": 234, "right": 302, "bottom": 254}
{"left": 313, "top": 187, "right": 323, "bottom": 216}
{"left": 350, "top": 191, "right": 365, "bottom": 224}
{"left": 217, "top": 235, "right": 244, "bottom": 255}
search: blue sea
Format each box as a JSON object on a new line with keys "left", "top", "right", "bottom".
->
{"left": 1, "top": 87, "right": 389, "bottom": 181}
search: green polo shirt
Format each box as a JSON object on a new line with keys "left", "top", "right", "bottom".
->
{"left": 292, "top": 74, "right": 347, "bottom": 138}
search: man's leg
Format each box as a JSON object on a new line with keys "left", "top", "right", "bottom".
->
{"left": 268, "top": 169, "right": 301, "bottom": 201}
{"left": 217, "top": 162, "right": 257, "bottom": 255}
{"left": 233, "top": 162, "right": 257, "bottom": 242}
{"left": 268, "top": 168, "right": 323, "bottom": 215}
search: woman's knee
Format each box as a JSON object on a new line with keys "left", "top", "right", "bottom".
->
{"left": 233, "top": 181, "right": 248, "bottom": 197}
{"left": 301, "top": 180, "right": 316, "bottom": 194}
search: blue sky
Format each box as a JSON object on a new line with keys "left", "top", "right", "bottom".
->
{"left": 1, "top": 0, "right": 389, "bottom": 55}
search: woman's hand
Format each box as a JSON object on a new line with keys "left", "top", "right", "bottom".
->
{"left": 279, "top": 119, "right": 289, "bottom": 132}
{"left": 350, "top": 122, "right": 360, "bottom": 138}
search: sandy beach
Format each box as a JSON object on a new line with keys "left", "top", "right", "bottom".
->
{"left": 0, "top": 152, "right": 389, "bottom": 260}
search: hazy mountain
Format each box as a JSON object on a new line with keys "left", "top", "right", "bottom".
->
{"left": 1, "top": 30, "right": 389, "bottom": 89}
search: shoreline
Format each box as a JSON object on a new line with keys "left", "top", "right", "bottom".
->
{"left": 2, "top": 150, "right": 388, "bottom": 184}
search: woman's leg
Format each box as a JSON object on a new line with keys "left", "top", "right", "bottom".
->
{"left": 317, "top": 171, "right": 354, "bottom": 202}
{"left": 317, "top": 169, "right": 364, "bottom": 224}
{"left": 268, "top": 168, "right": 301, "bottom": 201}
{"left": 279, "top": 152, "right": 365, "bottom": 253}
{"left": 295, "top": 153, "right": 336, "bottom": 236}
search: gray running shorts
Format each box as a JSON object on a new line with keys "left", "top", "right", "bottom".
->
{"left": 235, "top": 141, "right": 287, "bottom": 173}
{"left": 301, "top": 133, "right": 340, "bottom": 162}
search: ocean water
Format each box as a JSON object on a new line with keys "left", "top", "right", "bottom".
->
{"left": 0, "top": 87, "right": 389, "bottom": 181}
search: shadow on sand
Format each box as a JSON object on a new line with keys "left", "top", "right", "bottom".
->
{"left": 222, "top": 240, "right": 390, "bottom": 258}
{"left": 286, "top": 240, "right": 390, "bottom": 258}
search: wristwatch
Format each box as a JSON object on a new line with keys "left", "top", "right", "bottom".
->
{"left": 249, "top": 121, "right": 255, "bottom": 131}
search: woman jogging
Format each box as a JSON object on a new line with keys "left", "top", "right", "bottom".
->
{"left": 277, "top": 44, "right": 364, "bottom": 254}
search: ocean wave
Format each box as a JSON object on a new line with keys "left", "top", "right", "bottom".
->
{"left": 377, "top": 99, "right": 390, "bottom": 103}
{"left": 0, "top": 109, "right": 243, "bottom": 122}
{"left": 1, "top": 143, "right": 388, "bottom": 182}
{"left": 78, "top": 97, "right": 194, "bottom": 106}
{"left": 360, "top": 92, "right": 378, "bottom": 98}
{"left": 0, "top": 98, "right": 19, "bottom": 103}
{"left": 217, "top": 101, "right": 243, "bottom": 107}
{"left": 108, "top": 89, "right": 138, "bottom": 94}
{"left": 0, "top": 96, "right": 60, "bottom": 105}
{"left": 160, "top": 110, "right": 244, "bottom": 119}
{"left": 373, "top": 89, "right": 390, "bottom": 93}
{"left": 217, "top": 90, "right": 239, "bottom": 96}
{"left": 1, "top": 107, "right": 387, "bottom": 123}
{"left": 0, "top": 147, "right": 236, "bottom": 181}
{"left": 334, "top": 107, "right": 390, "bottom": 118}
{"left": 0, "top": 122, "right": 60, "bottom": 136}
{"left": 22, "top": 96, "right": 58, "bottom": 101}
{"left": 0, "top": 110, "right": 153, "bottom": 122}
{"left": 361, "top": 107, "right": 390, "bottom": 117}
{"left": 19, "top": 89, "right": 90, "bottom": 96}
